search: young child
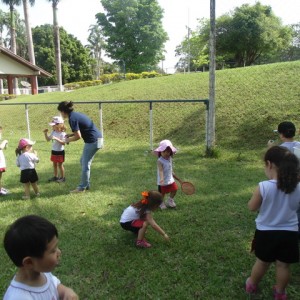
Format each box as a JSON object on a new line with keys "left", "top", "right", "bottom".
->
{"left": 245, "top": 146, "right": 300, "bottom": 300}
{"left": 268, "top": 121, "right": 300, "bottom": 238}
{"left": 120, "top": 190, "right": 170, "bottom": 248}
{"left": 0, "top": 126, "right": 9, "bottom": 195}
{"left": 154, "top": 139, "right": 180, "bottom": 209}
{"left": 15, "top": 138, "right": 40, "bottom": 199}
{"left": 3, "top": 215, "right": 78, "bottom": 300}
{"left": 268, "top": 121, "right": 300, "bottom": 151}
{"left": 43, "top": 116, "right": 67, "bottom": 183}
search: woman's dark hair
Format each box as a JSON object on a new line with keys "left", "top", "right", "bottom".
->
{"left": 57, "top": 101, "right": 74, "bottom": 114}
{"left": 132, "top": 190, "right": 163, "bottom": 218}
{"left": 3, "top": 215, "right": 58, "bottom": 267}
{"left": 265, "top": 146, "right": 300, "bottom": 193}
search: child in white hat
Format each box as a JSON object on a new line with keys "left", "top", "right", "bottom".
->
{"left": 153, "top": 139, "right": 180, "bottom": 209}
{"left": 43, "top": 116, "right": 67, "bottom": 183}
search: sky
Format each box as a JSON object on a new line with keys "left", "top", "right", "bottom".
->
{"left": 1, "top": 0, "right": 299, "bottom": 73}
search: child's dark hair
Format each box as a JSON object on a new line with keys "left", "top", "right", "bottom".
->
{"left": 57, "top": 101, "right": 74, "bottom": 114}
{"left": 277, "top": 121, "right": 296, "bottom": 138}
{"left": 264, "top": 146, "right": 300, "bottom": 193}
{"left": 3, "top": 215, "right": 58, "bottom": 267}
{"left": 132, "top": 190, "right": 163, "bottom": 217}
{"left": 158, "top": 146, "right": 174, "bottom": 157}
{"left": 15, "top": 147, "right": 22, "bottom": 156}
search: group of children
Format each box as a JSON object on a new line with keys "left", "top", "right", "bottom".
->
{"left": 2, "top": 122, "right": 300, "bottom": 299}
{"left": 0, "top": 116, "right": 67, "bottom": 199}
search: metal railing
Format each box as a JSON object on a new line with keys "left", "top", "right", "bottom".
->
{"left": 0, "top": 99, "right": 209, "bottom": 149}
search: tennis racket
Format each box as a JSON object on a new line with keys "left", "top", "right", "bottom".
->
{"left": 177, "top": 179, "right": 195, "bottom": 195}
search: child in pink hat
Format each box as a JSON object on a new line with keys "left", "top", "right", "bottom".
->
{"left": 15, "top": 138, "right": 40, "bottom": 199}
{"left": 153, "top": 140, "right": 180, "bottom": 209}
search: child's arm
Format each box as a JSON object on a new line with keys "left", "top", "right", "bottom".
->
{"left": 0, "top": 139, "right": 8, "bottom": 149}
{"left": 43, "top": 129, "right": 52, "bottom": 141}
{"left": 66, "top": 130, "right": 81, "bottom": 143}
{"left": 52, "top": 136, "right": 66, "bottom": 145}
{"left": 248, "top": 186, "right": 262, "bottom": 211}
{"left": 145, "top": 213, "right": 169, "bottom": 241}
{"left": 173, "top": 173, "right": 181, "bottom": 182}
{"left": 57, "top": 284, "right": 78, "bottom": 300}
{"left": 157, "top": 160, "right": 164, "bottom": 185}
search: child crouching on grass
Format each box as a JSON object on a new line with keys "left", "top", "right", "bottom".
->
{"left": 120, "top": 190, "right": 170, "bottom": 248}
{"left": 3, "top": 215, "right": 78, "bottom": 300}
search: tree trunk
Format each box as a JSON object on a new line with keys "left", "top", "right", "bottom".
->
{"left": 23, "top": 0, "right": 38, "bottom": 93}
{"left": 52, "top": 2, "right": 63, "bottom": 91}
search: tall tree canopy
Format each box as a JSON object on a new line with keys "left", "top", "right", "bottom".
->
{"left": 176, "top": 2, "right": 293, "bottom": 69}
{"left": 32, "top": 24, "right": 93, "bottom": 85}
{"left": 96, "top": 0, "right": 168, "bottom": 73}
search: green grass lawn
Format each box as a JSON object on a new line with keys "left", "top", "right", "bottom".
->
{"left": 0, "top": 62, "right": 300, "bottom": 299}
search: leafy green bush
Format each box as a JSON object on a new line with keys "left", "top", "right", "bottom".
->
{"left": 64, "top": 80, "right": 102, "bottom": 90}
{"left": 0, "top": 94, "right": 16, "bottom": 101}
{"left": 141, "top": 71, "right": 161, "bottom": 78}
{"left": 125, "top": 73, "right": 141, "bottom": 80}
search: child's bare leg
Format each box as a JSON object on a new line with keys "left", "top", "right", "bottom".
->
{"left": 249, "top": 258, "right": 270, "bottom": 285}
{"left": 23, "top": 183, "right": 31, "bottom": 197}
{"left": 137, "top": 221, "right": 148, "bottom": 241}
{"left": 53, "top": 162, "right": 58, "bottom": 177}
{"left": 170, "top": 190, "right": 177, "bottom": 198}
{"left": 31, "top": 182, "right": 39, "bottom": 195}
{"left": 0, "top": 172, "right": 2, "bottom": 190}
{"left": 58, "top": 162, "right": 65, "bottom": 178}
{"left": 275, "top": 260, "right": 290, "bottom": 293}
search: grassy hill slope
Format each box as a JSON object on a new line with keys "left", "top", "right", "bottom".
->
{"left": 2, "top": 60, "right": 300, "bottom": 151}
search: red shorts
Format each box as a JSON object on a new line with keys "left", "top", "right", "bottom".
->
{"left": 159, "top": 182, "right": 178, "bottom": 194}
{"left": 50, "top": 150, "right": 65, "bottom": 163}
{"left": 0, "top": 168, "right": 6, "bottom": 172}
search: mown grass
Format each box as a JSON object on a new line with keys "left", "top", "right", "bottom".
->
{"left": 0, "top": 61, "right": 300, "bottom": 299}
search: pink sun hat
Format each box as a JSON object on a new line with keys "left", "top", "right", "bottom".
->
{"left": 153, "top": 140, "right": 177, "bottom": 156}
{"left": 18, "top": 138, "right": 35, "bottom": 149}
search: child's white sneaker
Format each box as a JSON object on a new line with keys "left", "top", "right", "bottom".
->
{"left": 167, "top": 197, "right": 176, "bottom": 208}
{"left": 160, "top": 202, "right": 167, "bottom": 210}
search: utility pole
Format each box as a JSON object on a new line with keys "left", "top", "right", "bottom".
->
{"left": 207, "top": 0, "right": 216, "bottom": 154}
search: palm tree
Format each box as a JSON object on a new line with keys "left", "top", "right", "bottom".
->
{"left": 0, "top": 9, "right": 9, "bottom": 93}
{"left": 22, "top": 0, "right": 37, "bottom": 90}
{"left": 87, "top": 24, "right": 106, "bottom": 79}
{"left": 1, "top": 0, "right": 21, "bottom": 53}
{"left": 47, "top": 0, "right": 63, "bottom": 91}
{"left": 1, "top": 0, "right": 21, "bottom": 93}
{"left": 22, "top": 0, "right": 35, "bottom": 63}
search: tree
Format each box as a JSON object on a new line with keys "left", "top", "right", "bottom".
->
{"left": 216, "top": 3, "right": 293, "bottom": 67}
{"left": 32, "top": 24, "right": 93, "bottom": 86}
{"left": 1, "top": 0, "right": 21, "bottom": 53}
{"left": 0, "top": 9, "right": 9, "bottom": 46}
{"left": 86, "top": 24, "right": 106, "bottom": 79}
{"left": 21, "top": 0, "right": 35, "bottom": 63}
{"left": 96, "top": 0, "right": 168, "bottom": 73}
{"left": 46, "top": 0, "right": 63, "bottom": 91}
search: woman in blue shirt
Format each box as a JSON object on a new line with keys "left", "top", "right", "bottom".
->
{"left": 57, "top": 101, "right": 103, "bottom": 193}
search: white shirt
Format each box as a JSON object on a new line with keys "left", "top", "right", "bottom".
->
{"left": 120, "top": 205, "right": 140, "bottom": 223}
{"left": 0, "top": 149, "right": 6, "bottom": 168}
{"left": 49, "top": 131, "right": 66, "bottom": 151}
{"left": 256, "top": 179, "right": 300, "bottom": 231}
{"left": 3, "top": 272, "right": 60, "bottom": 300}
{"left": 16, "top": 152, "right": 39, "bottom": 170}
{"left": 280, "top": 141, "right": 300, "bottom": 153}
{"left": 157, "top": 156, "right": 174, "bottom": 186}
